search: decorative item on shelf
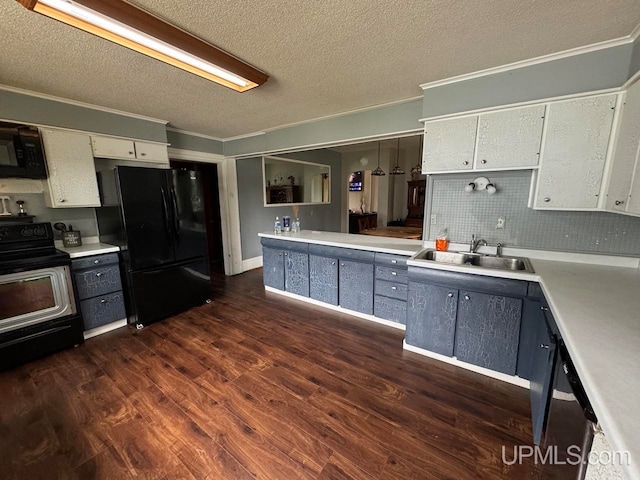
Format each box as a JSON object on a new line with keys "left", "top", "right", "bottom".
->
{"left": 390, "top": 137, "right": 405, "bottom": 175}
{"left": 465, "top": 177, "right": 497, "bottom": 195}
{"left": 371, "top": 141, "right": 385, "bottom": 176}
{"left": 16, "top": 200, "right": 27, "bottom": 217}
{"left": 0, "top": 196, "right": 11, "bottom": 217}
{"left": 411, "top": 135, "right": 423, "bottom": 180}
{"left": 288, "top": 176, "right": 295, "bottom": 186}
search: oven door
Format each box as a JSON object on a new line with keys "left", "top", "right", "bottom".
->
{"left": 0, "top": 266, "right": 76, "bottom": 334}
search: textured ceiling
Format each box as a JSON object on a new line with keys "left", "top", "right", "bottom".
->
{"left": 1, "top": 0, "right": 640, "bottom": 138}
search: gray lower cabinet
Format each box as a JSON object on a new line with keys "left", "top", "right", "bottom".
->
{"left": 455, "top": 290, "right": 523, "bottom": 375}
{"left": 262, "top": 246, "right": 285, "bottom": 290}
{"left": 284, "top": 250, "right": 309, "bottom": 297}
{"left": 309, "top": 255, "right": 338, "bottom": 305}
{"left": 72, "top": 253, "right": 126, "bottom": 332}
{"left": 406, "top": 282, "right": 458, "bottom": 355}
{"left": 339, "top": 260, "right": 374, "bottom": 314}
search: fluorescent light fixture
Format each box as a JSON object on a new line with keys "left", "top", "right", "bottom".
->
{"left": 16, "top": 0, "right": 269, "bottom": 92}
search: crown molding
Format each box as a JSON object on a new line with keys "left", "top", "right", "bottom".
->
{"left": 223, "top": 131, "right": 267, "bottom": 142}
{"left": 0, "top": 84, "right": 169, "bottom": 124}
{"left": 166, "top": 127, "right": 224, "bottom": 142}
{"left": 420, "top": 34, "right": 637, "bottom": 91}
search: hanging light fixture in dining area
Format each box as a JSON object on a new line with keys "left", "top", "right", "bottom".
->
{"left": 371, "top": 141, "right": 385, "bottom": 176}
{"left": 389, "top": 137, "right": 405, "bottom": 175}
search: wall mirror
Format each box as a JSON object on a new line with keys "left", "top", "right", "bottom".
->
{"left": 263, "top": 156, "right": 331, "bottom": 206}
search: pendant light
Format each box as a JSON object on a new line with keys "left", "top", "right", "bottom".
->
{"left": 371, "top": 141, "right": 385, "bottom": 176}
{"left": 390, "top": 137, "right": 405, "bottom": 175}
{"left": 410, "top": 135, "right": 423, "bottom": 180}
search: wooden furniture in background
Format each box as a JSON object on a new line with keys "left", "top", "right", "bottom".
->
{"left": 266, "top": 185, "right": 301, "bottom": 204}
{"left": 349, "top": 212, "right": 377, "bottom": 234}
{"left": 405, "top": 180, "right": 426, "bottom": 229}
{"left": 360, "top": 226, "right": 423, "bottom": 240}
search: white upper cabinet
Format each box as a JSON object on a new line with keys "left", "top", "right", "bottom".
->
{"left": 91, "top": 135, "right": 136, "bottom": 160}
{"left": 605, "top": 81, "right": 640, "bottom": 213}
{"left": 475, "top": 105, "right": 545, "bottom": 169}
{"left": 534, "top": 94, "right": 616, "bottom": 210}
{"left": 41, "top": 129, "right": 101, "bottom": 208}
{"left": 422, "top": 116, "right": 477, "bottom": 173}
{"left": 91, "top": 135, "right": 168, "bottom": 164}
{"left": 134, "top": 141, "right": 169, "bottom": 163}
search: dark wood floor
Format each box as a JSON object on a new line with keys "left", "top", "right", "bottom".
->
{"left": 0, "top": 269, "right": 541, "bottom": 479}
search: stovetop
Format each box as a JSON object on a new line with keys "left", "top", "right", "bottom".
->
{"left": 0, "top": 223, "right": 71, "bottom": 273}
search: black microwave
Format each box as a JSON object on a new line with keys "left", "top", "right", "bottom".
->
{"left": 0, "top": 122, "right": 47, "bottom": 179}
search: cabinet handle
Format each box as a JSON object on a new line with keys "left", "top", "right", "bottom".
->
{"left": 331, "top": 261, "right": 336, "bottom": 265}
{"left": 543, "top": 197, "right": 551, "bottom": 203}
{"left": 284, "top": 252, "right": 288, "bottom": 256}
{"left": 128, "top": 151, "right": 134, "bottom": 155}
{"left": 540, "top": 344, "right": 550, "bottom": 349}
{"left": 464, "top": 295, "right": 470, "bottom": 300}
{"left": 391, "top": 271, "right": 397, "bottom": 276}
{"left": 463, "top": 161, "right": 469, "bottom": 166}
{"left": 140, "top": 153, "right": 147, "bottom": 156}
{"left": 100, "top": 298, "right": 108, "bottom": 304}
{"left": 96, "top": 272, "right": 102, "bottom": 277}
{"left": 94, "top": 259, "right": 100, "bottom": 264}
{"left": 391, "top": 260, "right": 397, "bottom": 264}
{"left": 481, "top": 159, "right": 487, "bottom": 164}
{"left": 615, "top": 200, "right": 625, "bottom": 206}
{"left": 59, "top": 198, "right": 66, "bottom": 203}
{"left": 447, "top": 292, "right": 453, "bottom": 298}
{"left": 341, "top": 263, "right": 345, "bottom": 267}
{"left": 391, "top": 286, "right": 397, "bottom": 291}
{"left": 541, "top": 306, "right": 549, "bottom": 312}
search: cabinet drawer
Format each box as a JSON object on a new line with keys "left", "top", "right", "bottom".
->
{"left": 375, "top": 265, "right": 408, "bottom": 284}
{"left": 375, "top": 279, "right": 408, "bottom": 301}
{"left": 72, "top": 252, "right": 119, "bottom": 271}
{"left": 374, "top": 296, "right": 407, "bottom": 324}
{"left": 80, "top": 291, "right": 126, "bottom": 331}
{"left": 74, "top": 265, "right": 122, "bottom": 300}
{"left": 311, "top": 244, "right": 374, "bottom": 263}
{"left": 374, "top": 252, "right": 409, "bottom": 268}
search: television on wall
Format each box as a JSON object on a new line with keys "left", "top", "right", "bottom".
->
{"left": 349, "top": 171, "right": 363, "bottom": 191}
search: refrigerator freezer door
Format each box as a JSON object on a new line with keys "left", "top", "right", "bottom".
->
{"left": 117, "top": 167, "right": 175, "bottom": 270}
{"left": 170, "top": 169, "right": 209, "bottom": 262}
{"left": 129, "top": 257, "right": 211, "bottom": 326}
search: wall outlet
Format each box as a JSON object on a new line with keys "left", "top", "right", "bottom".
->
{"left": 430, "top": 214, "right": 437, "bottom": 225}
{"left": 496, "top": 216, "right": 505, "bottom": 229}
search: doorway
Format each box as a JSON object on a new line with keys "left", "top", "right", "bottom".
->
{"left": 170, "top": 159, "right": 225, "bottom": 277}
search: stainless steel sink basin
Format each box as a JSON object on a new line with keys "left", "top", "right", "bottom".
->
{"left": 412, "top": 249, "right": 535, "bottom": 273}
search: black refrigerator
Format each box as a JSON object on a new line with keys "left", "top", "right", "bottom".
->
{"left": 96, "top": 166, "right": 211, "bottom": 327}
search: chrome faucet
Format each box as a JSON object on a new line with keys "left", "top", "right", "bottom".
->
{"left": 496, "top": 243, "right": 503, "bottom": 257}
{"left": 469, "top": 234, "right": 488, "bottom": 253}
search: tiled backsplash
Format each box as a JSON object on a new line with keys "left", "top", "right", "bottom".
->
{"left": 427, "top": 171, "right": 640, "bottom": 256}
{"left": 0, "top": 192, "right": 98, "bottom": 239}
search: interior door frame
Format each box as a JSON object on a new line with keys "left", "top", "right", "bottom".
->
{"left": 168, "top": 147, "right": 243, "bottom": 276}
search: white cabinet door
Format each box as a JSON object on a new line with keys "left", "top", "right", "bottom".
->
{"left": 134, "top": 141, "right": 169, "bottom": 164}
{"left": 626, "top": 157, "right": 640, "bottom": 215}
{"left": 41, "top": 129, "right": 100, "bottom": 208}
{"left": 607, "top": 81, "right": 640, "bottom": 213}
{"left": 422, "top": 116, "right": 477, "bottom": 173}
{"left": 475, "top": 105, "right": 545, "bottom": 169}
{"left": 91, "top": 135, "right": 136, "bottom": 160}
{"left": 534, "top": 95, "right": 616, "bottom": 210}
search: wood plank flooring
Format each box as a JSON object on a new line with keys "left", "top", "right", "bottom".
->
{"left": 0, "top": 269, "right": 541, "bottom": 479}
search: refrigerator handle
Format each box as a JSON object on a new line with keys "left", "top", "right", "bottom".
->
{"left": 160, "top": 187, "right": 172, "bottom": 242}
{"left": 170, "top": 187, "right": 181, "bottom": 240}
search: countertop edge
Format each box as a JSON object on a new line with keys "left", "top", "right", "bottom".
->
{"left": 59, "top": 243, "right": 120, "bottom": 259}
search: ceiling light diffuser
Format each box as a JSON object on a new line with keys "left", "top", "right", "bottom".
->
{"left": 16, "top": 0, "right": 269, "bottom": 92}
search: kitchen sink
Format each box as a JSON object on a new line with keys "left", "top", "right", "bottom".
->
{"left": 412, "top": 249, "right": 535, "bottom": 273}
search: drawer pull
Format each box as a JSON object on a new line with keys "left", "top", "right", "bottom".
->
{"left": 391, "top": 271, "right": 397, "bottom": 276}
{"left": 94, "top": 259, "right": 100, "bottom": 264}
{"left": 391, "top": 260, "right": 397, "bottom": 264}
{"left": 447, "top": 292, "right": 453, "bottom": 298}
{"left": 96, "top": 272, "right": 102, "bottom": 277}
{"left": 391, "top": 286, "right": 397, "bottom": 291}
{"left": 464, "top": 295, "right": 470, "bottom": 300}
{"left": 341, "top": 263, "right": 345, "bottom": 267}
{"left": 331, "top": 261, "right": 336, "bottom": 265}
{"left": 540, "top": 344, "right": 550, "bottom": 349}
{"left": 100, "top": 298, "right": 108, "bottom": 304}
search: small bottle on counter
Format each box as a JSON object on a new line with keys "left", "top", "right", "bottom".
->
{"left": 435, "top": 228, "right": 449, "bottom": 251}
{"left": 292, "top": 217, "right": 300, "bottom": 233}
{"left": 283, "top": 216, "right": 291, "bottom": 232}
{"left": 274, "top": 216, "right": 282, "bottom": 234}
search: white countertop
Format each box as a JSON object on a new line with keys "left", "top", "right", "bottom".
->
{"left": 56, "top": 241, "right": 120, "bottom": 259}
{"left": 259, "top": 230, "right": 423, "bottom": 256}
{"left": 259, "top": 230, "right": 640, "bottom": 477}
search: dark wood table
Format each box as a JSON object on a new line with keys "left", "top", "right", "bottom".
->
{"left": 359, "top": 226, "right": 423, "bottom": 240}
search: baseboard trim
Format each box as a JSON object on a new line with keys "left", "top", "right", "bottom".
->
{"left": 243, "top": 256, "right": 263, "bottom": 272}
{"left": 403, "top": 340, "right": 530, "bottom": 388}
{"left": 83, "top": 318, "right": 127, "bottom": 340}
{"left": 264, "top": 286, "right": 406, "bottom": 331}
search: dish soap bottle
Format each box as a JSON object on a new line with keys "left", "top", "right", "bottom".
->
{"left": 436, "top": 228, "right": 449, "bottom": 251}
{"left": 274, "top": 216, "right": 282, "bottom": 234}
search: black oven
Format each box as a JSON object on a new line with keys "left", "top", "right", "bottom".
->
{"left": 0, "top": 122, "right": 47, "bottom": 179}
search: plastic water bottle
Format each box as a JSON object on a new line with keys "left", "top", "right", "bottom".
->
{"left": 292, "top": 217, "right": 300, "bottom": 233}
{"left": 274, "top": 216, "right": 282, "bottom": 234}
